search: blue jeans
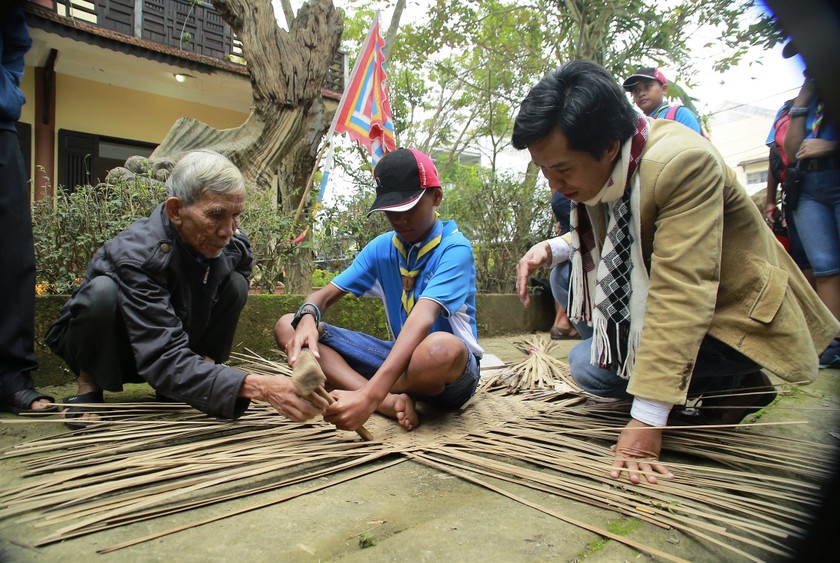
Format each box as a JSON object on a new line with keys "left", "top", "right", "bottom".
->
{"left": 318, "top": 323, "right": 480, "bottom": 409}
{"left": 550, "top": 261, "right": 758, "bottom": 400}
{"left": 785, "top": 206, "right": 811, "bottom": 270}
{"left": 792, "top": 167, "right": 840, "bottom": 276}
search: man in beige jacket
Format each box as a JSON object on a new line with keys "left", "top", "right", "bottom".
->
{"left": 513, "top": 61, "right": 838, "bottom": 485}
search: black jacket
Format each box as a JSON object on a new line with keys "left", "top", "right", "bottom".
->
{"left": 46, "top": 204, "right": 254, "bottom": 419}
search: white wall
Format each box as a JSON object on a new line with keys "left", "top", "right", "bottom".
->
{"left": 706, "top": 102, "right": 777, "bottom": 194}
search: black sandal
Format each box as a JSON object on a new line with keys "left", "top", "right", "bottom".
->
{"left": 62, "top": 390, "right": 105, "bottom": 429}
{"left": 0, "top": 388, "right": 57, "bottom": 415}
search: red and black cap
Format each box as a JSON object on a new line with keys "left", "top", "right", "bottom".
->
{"left": 622, "top": 67, "right": 667, "bottom": 91}
{"left": 367, "top": 148, "right": 441, "bottom": 216}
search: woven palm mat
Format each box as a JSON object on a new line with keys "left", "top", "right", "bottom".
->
{"left": 0, "top": 388, "right": 833, "bottom": 561}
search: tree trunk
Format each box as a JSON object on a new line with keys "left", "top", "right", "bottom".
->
{"left": 148, "top": 0, "right": 343, "bottom": 293}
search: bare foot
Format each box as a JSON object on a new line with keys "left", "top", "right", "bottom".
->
{"left": 61, "top": 409, "right": 102, "bottom": 427}
{"left": 29, "top": 398, "right": 52, "bottom": 411}
{"left": 378, "top": 393, "right": 420, "bottom": 431}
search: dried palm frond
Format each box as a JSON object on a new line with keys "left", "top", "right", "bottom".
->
{"left": 479, "top": 335, "right": 593, "bottom": 398}
{"left": 0, "top": 350, "right": 835, "bottom": 562}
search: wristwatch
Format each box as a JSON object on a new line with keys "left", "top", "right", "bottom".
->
{"left": 290, "top": 303, "right": 320, "bottom": 330}
{"left": 788, "top": 107, "right": 809, "bottom": 118}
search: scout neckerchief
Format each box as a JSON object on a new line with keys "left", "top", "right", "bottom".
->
{"left": 650, "top": 103, "right": 670, "bottom": 119}
{"left": 811, "top": 102, "right": 824, "bottom": 136}
{"left": 569, "top": 117, "right": 649, "bottom": 378}
{"left": 393, "top": 223, "right": 442, "bottom": 315}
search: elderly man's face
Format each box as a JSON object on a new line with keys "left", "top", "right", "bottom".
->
{"left": 166, "top": 191, "right": 246, "bottom": 258}
{"left": 528, "top": 128, "right": 619, "bottom": 204}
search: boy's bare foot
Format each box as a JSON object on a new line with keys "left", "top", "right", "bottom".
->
{"left": 378, "top": 393, "right": 419, "bottom": 431}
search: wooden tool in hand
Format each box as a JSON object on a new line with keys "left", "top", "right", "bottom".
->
{"left": 292, "top": 348, "right": 374, "bottom": 441}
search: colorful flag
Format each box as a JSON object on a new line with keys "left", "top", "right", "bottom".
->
{"left": 332, "top": 17, "right": 396, "bottom": 166}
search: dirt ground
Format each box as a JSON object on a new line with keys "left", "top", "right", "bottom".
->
{"left": 1, "top": 335, "right": 838, "bottom": 562}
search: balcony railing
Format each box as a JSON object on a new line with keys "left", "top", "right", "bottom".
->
{"left": 37, "top": 0, "right": 345, "bottom": 94}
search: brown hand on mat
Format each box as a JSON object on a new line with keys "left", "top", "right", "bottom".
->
{"left": 324, "top": 389, "right": 379, "bottom": 437}
{"left": 610, "top": 419, "right": 673, "bottom": 485}
{"left": 293, "top": 349, "right": 374, "bottom": 441}
{"left": 262, "top": 375, "right": 327, "bottom": 422}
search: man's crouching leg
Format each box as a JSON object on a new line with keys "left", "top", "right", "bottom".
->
{"left": 59, "top": 276, "right": 137, "bottom": 425}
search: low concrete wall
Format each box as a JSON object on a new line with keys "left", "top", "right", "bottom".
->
{"left": 33, "top": 292, "right": 554, "bottom": 386}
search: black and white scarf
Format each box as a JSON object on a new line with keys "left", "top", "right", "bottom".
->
{"left": 568, "top": 118, "right": 649, "bottom": 378}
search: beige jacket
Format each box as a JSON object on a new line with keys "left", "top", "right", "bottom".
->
{"left": 584, "top": 119, "right": 838, "bottom": 405}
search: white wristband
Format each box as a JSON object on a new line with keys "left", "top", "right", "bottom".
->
{"left": 546, "top": 237, "right": 571, "bottom": 268}
{"left": 630, "top": 397, "right": 673, "bottom": 427}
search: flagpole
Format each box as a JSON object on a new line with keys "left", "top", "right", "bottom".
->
{"left": 292, "top": 139, "right": 329, "bottom": 225}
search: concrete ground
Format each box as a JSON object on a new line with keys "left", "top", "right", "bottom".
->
{"left": 1, "top": 334, "right": 838, "bottom": 562}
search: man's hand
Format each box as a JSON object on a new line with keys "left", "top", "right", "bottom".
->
{"left": 243, "top": 375, "right": 327, "bottom": 422}
{"left": 764, "top": 204, "right": 781, "bottom": 224}
{"left": 324, "top": 388, "right": 379, "bottom": 431}
{"left": 516, "top": 241, "right": 552, "bottom": 307}
{"left": 286, "top": 315, "right": 321, "bottom": 365}
{"left": 796, "top": 138, "right": 839, "bottom": 161}
{"left": 610, "top": 419, "right": 673, "bottom": 484}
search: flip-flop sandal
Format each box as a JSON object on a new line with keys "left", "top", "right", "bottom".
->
{"left": 0, "top": 388, "right": 58, "bottom": 414}
{"left": 62, "top": 391, "right": 105, "bottom": 429}
{"left": 549, "top": 325, "right": 579, "bottom": 340}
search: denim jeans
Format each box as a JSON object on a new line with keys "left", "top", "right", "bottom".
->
{"left": 319, "top": 323, "right": 480, "bottom": 409}
{"left": 792, "top": 167, "right": 840, "bottom": 276}
{"left": 549, "top": 260, "right": 758, "bottom": 400}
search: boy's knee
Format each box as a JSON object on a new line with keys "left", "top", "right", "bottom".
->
{"left": 417, "top": 332, "right": 467, "bottom": 370}
{"left": 274, "top": 313, "right": 296, "bottom": 347}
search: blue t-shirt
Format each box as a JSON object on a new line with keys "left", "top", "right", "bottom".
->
{"left": 331, "top": 218, "right": 483, "bottom": 358}
{"left": 651, "top": 103, "right": 702, "bottom": 135}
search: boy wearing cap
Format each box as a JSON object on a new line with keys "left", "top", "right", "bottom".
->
{"left": 276, "top": 148, "right": 482, "bottom": 432}
{"left": 622, "top": 67, "right": 702, "bottom": 135}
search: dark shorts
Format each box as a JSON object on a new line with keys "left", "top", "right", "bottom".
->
{"left": 319, "top": 323, "right": 480, "bottom": 410}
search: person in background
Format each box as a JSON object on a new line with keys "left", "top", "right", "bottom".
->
{"left": 782, "top": 41, "right": 840, "bottom": 370}
{"left": 764, "top": 98, "right": 815, "bottom": 287}
{"left": 622, "top": 67, "right": 703, "bottom": 135}
{"left": 548, "top": 191, "right": 578, "bottom": 339}
{"left": 0, "top": 1, "right": 56, "bottom": 415}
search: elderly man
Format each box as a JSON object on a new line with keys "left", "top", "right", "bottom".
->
{"left": 46, "top": 150, "right": 326, "bottom": 426}
{"left": 513, "top": 61, "right": 838, "bottom": 484}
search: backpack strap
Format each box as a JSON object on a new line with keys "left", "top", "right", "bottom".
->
{"left": 664, "top": 106, "right": 679, "bottom": 121}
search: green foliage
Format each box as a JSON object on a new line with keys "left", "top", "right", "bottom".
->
{"left": 310, "top": 268, "right": 337, "bottom": 287}
{"left": 358, "top": 532, "right": 376, "bottom": 548}
{"left": 312, "top": 152, "right": 389, "bottom": 269}
{"left": 339, "top": 0, "right": 780, "bottom": 166}
{"left": 439, "top": 163, "right": 553, "bottom": 293}
{"left": 240, "top": 187, "right": 312, "bottom": 294}
{"left": 32, "top": 177, "right": 311, "bottom": 296}
{"left": 32, "top": 178, "right": 167, "bottom": 294}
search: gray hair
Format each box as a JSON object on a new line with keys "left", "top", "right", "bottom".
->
{"left": 166, "top": 150, "right": 245, "bottom": 205}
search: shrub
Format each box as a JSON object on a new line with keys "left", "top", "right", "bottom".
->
{"left": 240, "top": 188, "right": 313, "bottom": 294}
{"left": 31, "top": 177, "right": 311, "bottom": 295}
{"left": 32, "top": 178, "right": 166, "bottom": 294}
{"left": 311, "top": 268, "right": 337, "bottom": 287}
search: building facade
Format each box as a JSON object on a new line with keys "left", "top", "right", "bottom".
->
{"left": 18, "top": 0, "right": 343, "bottom": 199}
